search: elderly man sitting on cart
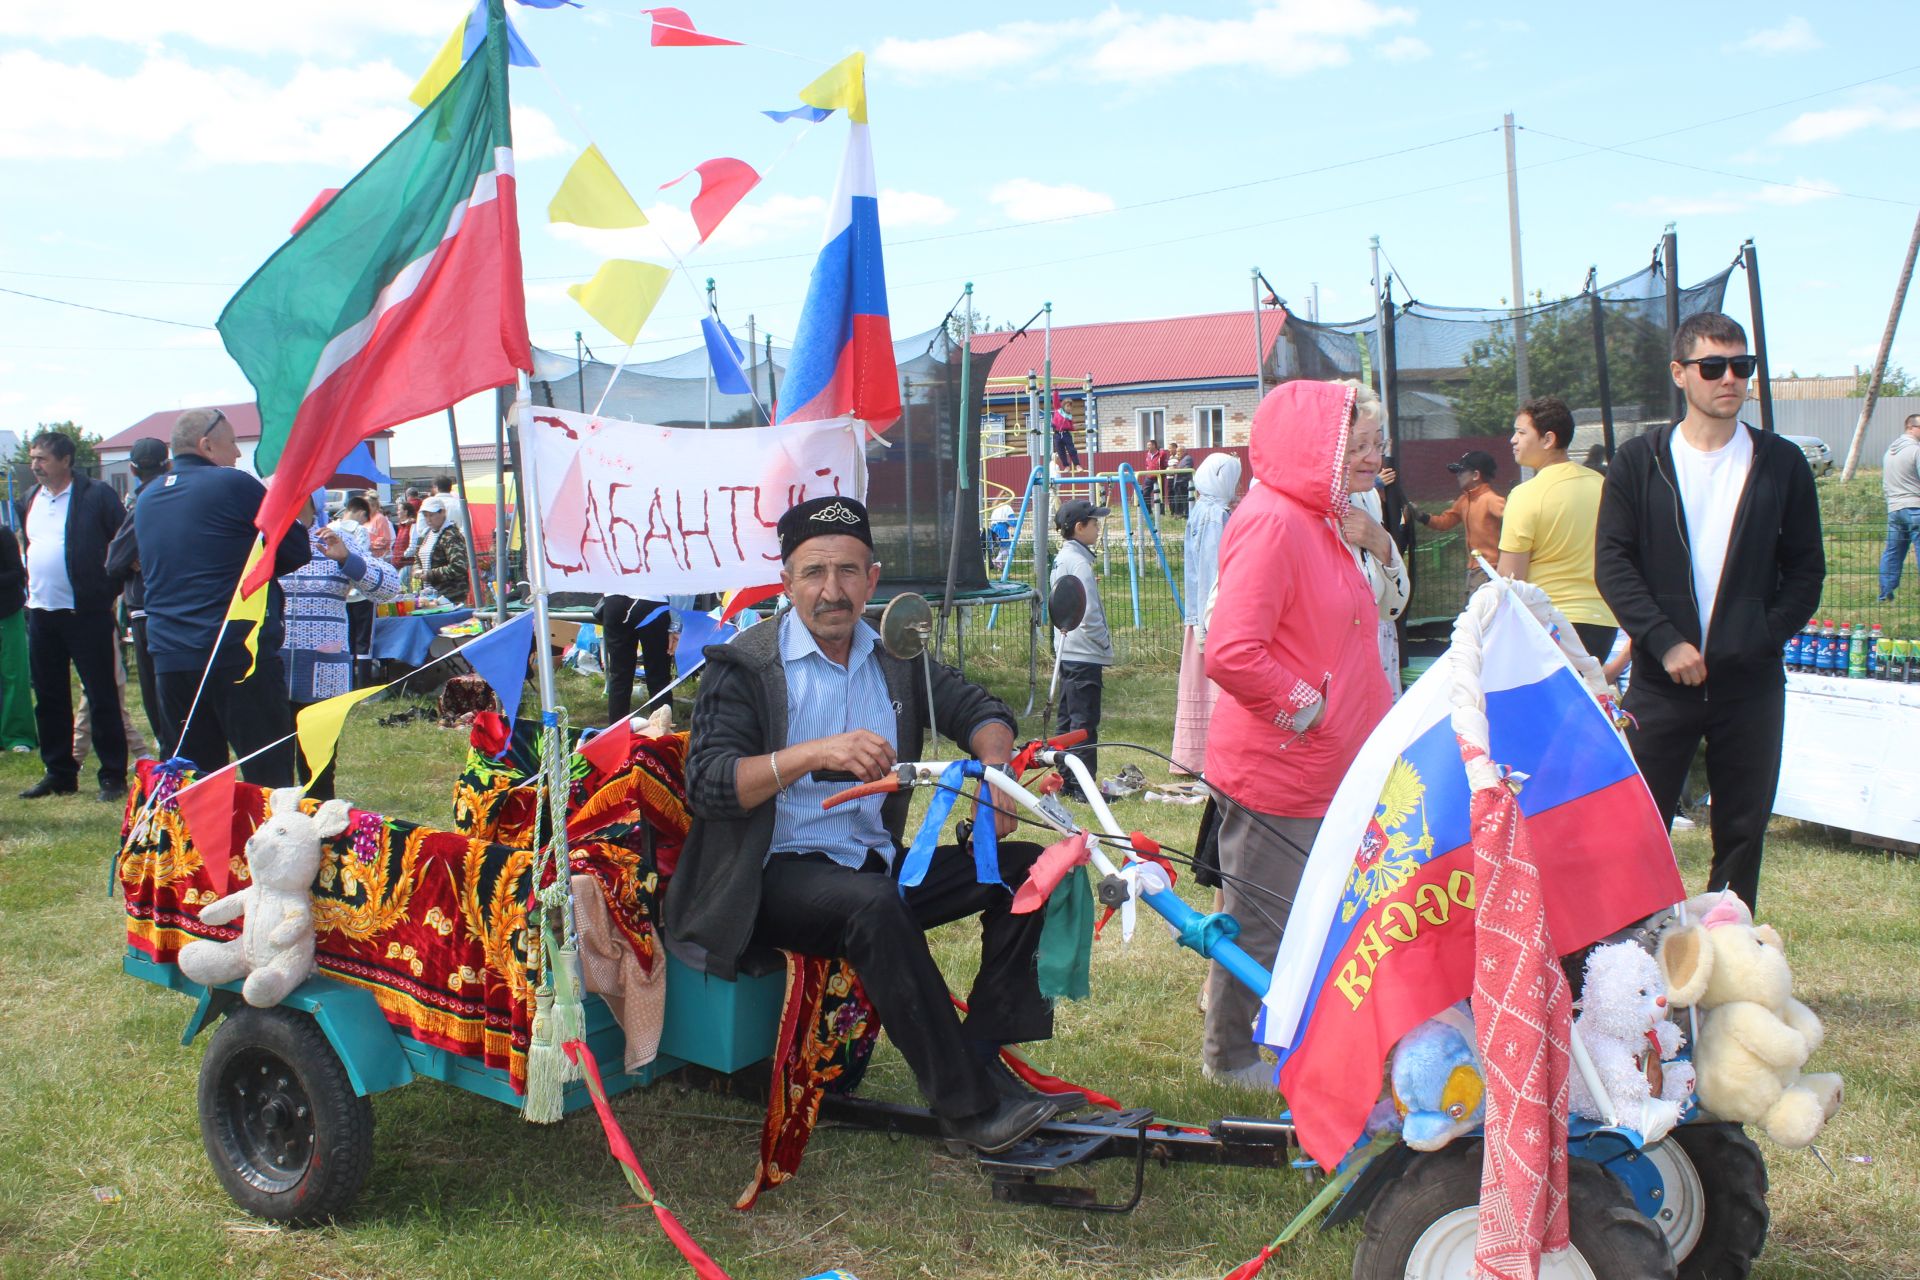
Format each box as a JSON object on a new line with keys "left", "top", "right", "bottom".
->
{"left": 664, "top": 496, "right": 1072, "bottom": 1156}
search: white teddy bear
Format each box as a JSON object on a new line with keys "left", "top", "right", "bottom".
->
{"left": 179, "top": 787, "right": 349, "bottom": 1009}
{"left": 1567, "top": 942, "right": 1695, "bottom": 1144}
{"left": 1657, "top": 892, "right": 1843, "bottom": 1148}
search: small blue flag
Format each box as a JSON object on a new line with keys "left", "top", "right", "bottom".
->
{"left": 462, "top": 0, "right": 541, "bottom": 65}
{"left": 463, "top": 612, "right": 537, "bottom": 720}
{"left": 701, "top": 316, "right": 752, "bottom": 396}
{"left": 673, "top": 608, "right": 736, "bottom": 675}
{"left": 333, "top": 440, "right": 393, "bottom": 486}
{"left": 762, "top": 105, "right": 833, "bottom": 124}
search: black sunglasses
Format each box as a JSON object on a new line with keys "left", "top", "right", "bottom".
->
{"left": 200, "top": 409, "right": 229, "bottom": 440}
{"left": 1679, "top": 355, "right": 1757, "bottom": 381}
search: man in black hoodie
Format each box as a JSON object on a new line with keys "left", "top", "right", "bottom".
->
{"left": 1595, "top": 313, "right": 1824, "bottom": 909}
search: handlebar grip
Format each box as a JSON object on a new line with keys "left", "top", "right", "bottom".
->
{"left": 810, "top": 769, "right": 860, "bottom": 783}
{"left": 1048, "top": 730, "right": 1089, "bottom": 750}
{"left": 821, "top": 774, "right": 901, "bottom": 810}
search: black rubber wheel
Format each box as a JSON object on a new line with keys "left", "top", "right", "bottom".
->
{"left": 1351, "top": 1142, "right": 1676, "bottom": 1279}
{"left": 197, "top": 1005, "right": 375, "bottom": 1223}
{"left": 1661, "top": 1123, "right": 1769, "bottom": 1280}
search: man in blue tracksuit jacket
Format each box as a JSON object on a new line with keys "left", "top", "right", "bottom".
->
{"left": 136, "top": 407, "right": 311, "bottom": 785}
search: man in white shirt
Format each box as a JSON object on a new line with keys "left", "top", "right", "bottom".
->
{"left": 19, "top": 431, "right": 130, "bottom": 801}
{"left": 1595, "top": 314, "right": 1825, "bottom": 909}
{"left": 1878, "top": 413, "right": 1920, "bottom": 601}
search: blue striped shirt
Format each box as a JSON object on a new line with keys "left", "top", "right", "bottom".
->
{"left": 768, "top": 611, "right": 901, "bottom": 869}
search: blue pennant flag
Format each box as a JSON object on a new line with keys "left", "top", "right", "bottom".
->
{"left": 701, "top": 316, "right": 752, "bottom": 396}
{"left": 462, "top": 0, "right": 541, "bottom": 65}
{"left": 762, "top": 105, "right": 833, "bottom": 124}
{"left": 673, "top": 608, "right": 737, "bottom": 675}
{"left": 896, "top": 759, "right": 1001, "bottom": 895}
{"left": 332, "top": 440, "right": 393, "bottom": 487}
{"left": 462, "top": 612, "right": 537, "bottom": 721}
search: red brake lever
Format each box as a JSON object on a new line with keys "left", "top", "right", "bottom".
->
{"left": 821, "top": 766, "right": 910, "bottom": 811}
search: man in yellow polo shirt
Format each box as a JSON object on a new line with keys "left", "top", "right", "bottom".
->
{"left": 1498, "top": 395, "right": 1618, "bottom": 662}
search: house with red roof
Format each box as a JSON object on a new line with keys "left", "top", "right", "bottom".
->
{"left": 97, "top": 403, "right": 393, "bottom": 501}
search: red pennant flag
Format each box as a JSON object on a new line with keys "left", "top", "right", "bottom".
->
{"left": 177, "top": 763, "right": 241, "bottom": 897}
{"left": 578, "top": 718, "right": 635, "bottom": 778}
{"left": 660, "top": 158, "right": 760, "bottom": 244}
{"left": 1011, "top": 831, "right": 1091, "bottom": 914}
{"left": 290, "top": 188, "right": 341, "bottom": 235}
{"left": 718, "top": 582, "right": 783, "bottom": 624}
{"left": 641, "top": 6, "right": 740, "bottom": 46}
{"left": 1221, "top": 1246, "right": 1275, "bottom": 1280}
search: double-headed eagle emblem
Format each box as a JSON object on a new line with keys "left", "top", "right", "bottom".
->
{"left": 1339, "top": 757, "right": 1435, "bottom": 923}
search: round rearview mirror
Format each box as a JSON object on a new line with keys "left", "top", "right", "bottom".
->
{"left": 1048, "top": 574, "right": 1087, "bottom": 633}
{"left": 878, "top": 592, "right": 934, "bottom": 661}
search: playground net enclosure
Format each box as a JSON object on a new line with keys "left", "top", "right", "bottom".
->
{"left": 532, "top": 325, "right": 991, "bottom": 594}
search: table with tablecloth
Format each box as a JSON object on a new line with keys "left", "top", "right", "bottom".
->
{"left": 1774, "top": 671, "right": 1920, "bottom": 845}
{"left": 369, "top": 607, "right": 474, "bottom": 668}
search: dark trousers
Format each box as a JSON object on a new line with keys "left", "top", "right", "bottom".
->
{"left": 157, "top": 654, "right": 298, "bottom": 788}
{"left": 1625, "top": 684, "right": 1785, "bottom": 911}
{"left": 130, "top": 614, "right": 172, "bottom": 754}
{"left": 1573, "top": 623, "right": 1618, "bottom": 665}
{"left": 346, "top": 601, "right": 374, "bottom": 688}
{"left": 753, "top": 841, "right": 1051, "bottom": 1120}
{"left": 601, "top": 596, "right": 673, "bottom": 721}
{"left": 27, "top": 607, "right": 127, "bottom": 787}
{"left": 1055, "top": 660, "right": 1104, "bottom": 786}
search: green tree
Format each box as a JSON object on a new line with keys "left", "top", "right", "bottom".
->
{"left": 1452, "top": 301, "right": 1670, "bottom": 436}
{"left": 1852, "top": 364, "right": 1916, "bottom": 397}
{"left": 11, "top": 421, "right": 103, "bottom": 475}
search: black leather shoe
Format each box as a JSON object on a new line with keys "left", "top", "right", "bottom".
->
{"left": 983, "top": 1055, "right": 1087, "bottom": 1113}
{"left": 98, "top": 780, "right": 128, "bottom": 803}
{"left": 19, "top": 776, "right": 77, "bottom": 799}
{"left": 939, "top": 1096, "right": 1055, "bottom": 1155}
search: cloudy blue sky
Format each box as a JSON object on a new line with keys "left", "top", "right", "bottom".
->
{"left": 2, "top": 1, "right": 1916, "bottom": 462}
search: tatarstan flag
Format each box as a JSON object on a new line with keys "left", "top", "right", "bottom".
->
{"left": 219, "top": 0, "right": 530, "bottom": 592}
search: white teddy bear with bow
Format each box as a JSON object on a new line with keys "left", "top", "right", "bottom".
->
{"left": 179, "top": 787, "right": 349, "bottom": 1008}
{"left": 1568, "top": 942, "right": 1695, "bottom": 1144}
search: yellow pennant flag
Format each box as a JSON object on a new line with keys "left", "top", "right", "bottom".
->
{"left": 798, "top": 51, "right": 868, "bottom": 125}
{"left": 296, "top": 687, "right": 386, "bottom": 792}
{"left": 224, "top": 538, "right": 271, "bottom": 681}
{"left": 549, "top": 145, "right": 649, "bottom": 230}
{"left": 410, "top": 15, "right": 468, "bottom": 109}
{"left": 567, "top": 260, "right": 672, "bottom": 345}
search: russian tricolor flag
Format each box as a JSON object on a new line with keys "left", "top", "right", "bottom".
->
{"left": 1256, "top": 587, "right": 1684, "bottom": 1171}
{"left": 777, "top": 121, "right": 900, "bottom": 429}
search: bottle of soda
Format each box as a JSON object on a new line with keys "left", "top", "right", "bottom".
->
{"left": 1847, "top": 623, "right": 1868, "bottom": 678}
{"left": 1902, "top": 637, "right": 1916, "bottom": 684}
{"left": 1867, "top": 623, "right": 1885, "bottom": 678}
{"left": 1815, "top": 619, "right": 1836, "bottom": 673}
{"left": 1783, "top": 626, "right": 1801, "bottom": 672}
{"left": 1802, "top": 621, "right": 1822, "bottom": 672}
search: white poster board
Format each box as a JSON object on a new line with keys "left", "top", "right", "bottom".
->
{"left": 1773, "top": 672, "right": 1920, "bottom": 844}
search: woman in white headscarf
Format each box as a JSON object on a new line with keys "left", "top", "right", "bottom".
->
{"left": 1172, "top": 451, "right": 1242, "bottom": 773}
{"left": 1334, "top": 381, "right": 1410, "bottom": 694}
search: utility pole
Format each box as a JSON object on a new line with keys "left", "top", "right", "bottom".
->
{"left": 1843, "top": 207, "right": 1920, "bottom": 479}
{"left": 1663, "top": 227, "right": 1683, "bottom": 422}
{"left": 1504, "top": 112, "right": 1530, "bottom": 402}
{"left": 1251, "top": 268, "right": 1266, "bottom": 400}
{"left": 1311, "top": 282, "right": 1320, "bottom": 323}
{"left": 1039, "top": 303, "right": 1054, "bottom": 627}
{"left": 1369, "top": 237, "right": 1386, "bottom": 395}
{"left": 747, "top": 314, "right": 758, "bottom": 425}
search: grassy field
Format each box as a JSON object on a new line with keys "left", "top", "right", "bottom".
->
{"left": 1, "top": 655, "right": 1915, "bottom": 1280}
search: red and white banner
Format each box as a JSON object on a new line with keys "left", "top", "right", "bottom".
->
{"left": 523, "top": 405, "right": 865, "bottom": 595}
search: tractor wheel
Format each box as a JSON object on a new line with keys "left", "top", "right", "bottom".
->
{"left": 1650, "top": 1123, "right": 1769, "bottom": 1279}
{"left": 197, "top": 1005, "right": 374, "bottom": 1223}
{"left": 1351, "top": 1142, "right": 1676, "bottom": 1279}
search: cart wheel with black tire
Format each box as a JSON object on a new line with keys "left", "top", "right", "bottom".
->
{"left": 1350, "top": 1142, "right": 1676, "bottom": 1279}
{"left": 197, "top": 1005, "right": 375, "bottom": 1224}
{"left": 1647, "top": 1123, "right": 1769, "bottom": 1280}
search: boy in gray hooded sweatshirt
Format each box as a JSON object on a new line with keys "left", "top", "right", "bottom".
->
{"left": 1049, "top": 498, "right": 1113, "bottom": 799}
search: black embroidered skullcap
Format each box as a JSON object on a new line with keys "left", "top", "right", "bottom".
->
{"left": 778, "top": 495, "right": 873, "bottom": 560}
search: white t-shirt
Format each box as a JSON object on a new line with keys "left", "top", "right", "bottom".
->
{"left": 1669, "top": 424, "right": 1753, "bottom": 648}
{"left": 25, "top": 484, "right": 75, "bottom": 610}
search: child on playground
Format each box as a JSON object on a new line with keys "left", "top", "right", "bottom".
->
{"left": 1050, "top": 498, "right": 1113, "bottom": 801}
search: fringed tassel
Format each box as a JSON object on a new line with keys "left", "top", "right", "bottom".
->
{"left": 522, "top": 988, "right": 566, "bottom": 1124}
{"left": 549, "top": 941, "right": 587, "bottom": 1081}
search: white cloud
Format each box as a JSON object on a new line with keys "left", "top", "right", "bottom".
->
{"left": 1734, "top": 16, "right": 1821, "bottom": 55}
{"left": 1380, "top": 36, "right": 1430, "bottom": 62}
{"left": 0, "top": 49, "right": 566, "bottom": 167}
{"left": 1772, "top": 90, "right": 1920, "bottom": 145}
{"left": 0, "top": 0, "right": 452, "bottom": 56}
{"left": 988, "top": 178, "right": 1116, "bottom": 222}
{"left": 879, "top": 189, "right": 958, "bottom": 227}
{"left": 876, "top": 1, "right": 1417, "bottom": 83}
{"left": 1618, "top": 177, "right": 1839, "bottom": 218}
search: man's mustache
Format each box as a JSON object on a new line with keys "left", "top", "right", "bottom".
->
{"left": 811, "top": 601, "right": 852, "bottom": 616}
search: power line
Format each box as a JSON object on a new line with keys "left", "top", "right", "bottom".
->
{"left": 1519, "top": 124, "right": 1917, "bottom": 208}
{"left": 0, "top": 284, "right": 214, "bottom": 330}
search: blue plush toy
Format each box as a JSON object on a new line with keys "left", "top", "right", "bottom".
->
{"left": 1386, "top": 1002, "right": 1486, "bottom": 1151}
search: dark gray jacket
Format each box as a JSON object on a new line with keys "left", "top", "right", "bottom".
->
{"left": 662, "top": 614, "right": 1016, "bottom": 980}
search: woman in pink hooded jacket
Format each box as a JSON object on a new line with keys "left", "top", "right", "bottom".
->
{"left": 1200, "top": 379, "right": 1396, "bottom": 1088}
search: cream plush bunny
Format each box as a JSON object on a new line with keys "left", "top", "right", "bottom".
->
{"left": 1657, "top": 893, "right": 1842, "bottom": 1148}
{"left": 1567, "top": 942, "right": 1695, "bottom": 1143}
{"left": 179, "top": 787, "right": 350, "bottom": 1008}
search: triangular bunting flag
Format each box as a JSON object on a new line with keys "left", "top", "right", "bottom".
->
{"left": 411, "top": 0, "right": 540, "bottom": 109}
{"left": 568, "top": 260, "right": 672, "bottom": 346}
{"left": 296, "top": 687, "right": 386, "bottom": 791}
{"left": 797, "top": 51, "right": 867, "bottom": 124}
{"left": 672, "top": 608, "right": 736, "bottom": 674}
{"left": 462, "top": 612, "right": 537, "bottom": 721}
{"left": 762, "top": 105, "right": 832, "bottom": 124}
{"left": 176, "top": 763, "right": 242, "bottom": 898}
{"left": 660, "top": 158, "right": 759, "bottom": 244}
{"left": 223, "top": 538, "right": 271, "bottom": 680}
{"left": 701, "top": 316, "right": 751, "bottom": 395}
{"left": 578, "top": 718, "right": 634, "bottom": 776}
{"left": 641, "top": 6, "right": 740, "bottom": 47}
{"left": 549, "top": 145, "right": 649, "bottom": 229}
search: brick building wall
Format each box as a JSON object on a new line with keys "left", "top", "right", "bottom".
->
{"left": 1092, "top": 382, "right": 1262, "bottom": 452}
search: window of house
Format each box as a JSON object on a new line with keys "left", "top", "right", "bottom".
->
{"left": 1136, "top": 407, "right": 1165, "bottom": 450}
{"left": 1196, "top": 405, "right": 1226, "bottom": 448}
